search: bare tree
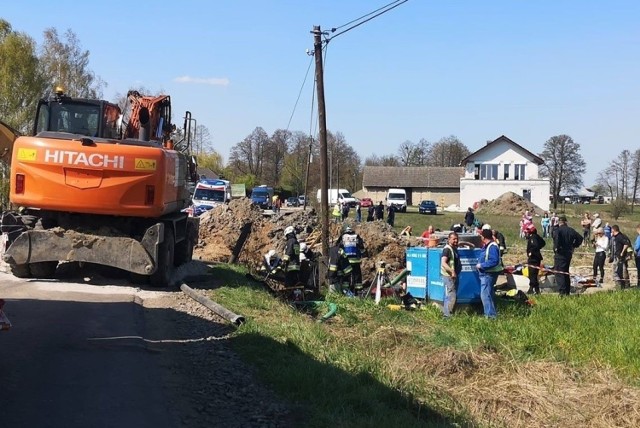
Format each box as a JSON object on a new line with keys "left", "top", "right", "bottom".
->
{"left": 631, "top": 149, "right": 640, "bottom": 212}
{"left": 539, "top": 135, "right": 586, "bottom": 209}
{"left": 364, "top": 154, "right": 400, "bottom": 166}
{"left": 263, "top": 129, "right": 291, "bottom": 187}
{"left": 228, "top": 127, "right": 269, "bottom": 183}
{"left": 282, "top": 132, "right": 313, "bottom": 195}
{"left": 39, "top": 28, "right": 105, "bottom": 98}
{"left": 427, "top": 135, "right": 470, "bottom": 167}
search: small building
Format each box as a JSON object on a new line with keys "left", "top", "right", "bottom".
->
{"left": 459, "top": 135, "right": 550, "bottom": 211}
{"left": 361, "top": 166, "right": 464, "bottom": 207}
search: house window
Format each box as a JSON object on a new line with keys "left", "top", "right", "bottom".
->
{"left": 514, "top": 164, "right": 526, "bottom": 180}
{"left": 474, "top": 164, "right": 480, "bottom": 180}
{"left": 503, "top": 164, "right": 509, "bottom": 180}
{"left": 480, "top": 164, "right": 498, "bottom": 180}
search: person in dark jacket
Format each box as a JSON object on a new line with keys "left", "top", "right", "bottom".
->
{"left": 327, "top": 245, "right": 352, "bottom": 294}
{"left": 386, "top": 205, "right": 395, "bottom": 227}
{"left": 282, "top": 226, "right": 301, "bottom": 288}
{"left": 525, "top": 223, "right": 545, "bottom": 294}
{"left": 552, "top": 215, "right": 583, "bottom": 295}
{"left": 610, "top": 225, "right": 632, "bottom": 289}
{"left": 367, "top": 205, "right": 375, "bottom": 222}
{"left": 375, "top": 201, "right": 384, "bottom": 221}
{"left": 464, "top": 207, "right": 475, "bottom": 231}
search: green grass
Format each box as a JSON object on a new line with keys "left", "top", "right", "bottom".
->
{"left": 205, "top": 264, "right": 640, "bottom": 427}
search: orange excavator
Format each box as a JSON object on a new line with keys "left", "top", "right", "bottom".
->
{"left": 0, "top": 88, "right": 199, "bottom": 287}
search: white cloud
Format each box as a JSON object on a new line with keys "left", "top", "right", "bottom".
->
{"left": 173, "top": 76, "right": 230, "bottom": 86}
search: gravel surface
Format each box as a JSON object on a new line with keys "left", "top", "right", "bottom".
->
{"left": 141, "top": 289, "right": 297, "bottom": 428}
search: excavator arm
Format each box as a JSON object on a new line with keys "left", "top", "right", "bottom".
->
{"left": 0, "top": 120, "right": 21, "bottom": 164}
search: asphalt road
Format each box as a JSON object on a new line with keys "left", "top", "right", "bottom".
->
{"left": 0, "top": 277, "right": 177, "bottom": 428}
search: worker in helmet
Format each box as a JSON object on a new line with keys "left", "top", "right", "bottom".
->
{"left": 282, "top": 226, "right": 301, "bottom": 288}
{"left": 327, "top": 244, "right": 352, "bottom": 294}
{"left": 337, "top": 226, "right": 366, "bottom": 293}
{"left": 525, "top": 223, "right": 545, "bottom": 294}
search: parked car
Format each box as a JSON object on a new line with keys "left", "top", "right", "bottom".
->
{"left": 286, "top": 197, "right": 299, "bottom": 207}
{"left": 298, "top": 195, "right": 306, "bottom": 206}
{"left": 418, "top": 200, "right": 437, "bottom": 215}
{"left": 359, "top": 197, "right": 373, "bottom": 208}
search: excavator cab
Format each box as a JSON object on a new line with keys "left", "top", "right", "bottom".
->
{"left": 34, "top": 89, "right": 121, "bottom": 139}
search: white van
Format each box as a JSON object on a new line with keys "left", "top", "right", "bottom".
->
{"left": 316, "top": 188, "right": 357, "bottom": 207}
{"left": 386, "top": 188, "right": 407, "bottom": 212}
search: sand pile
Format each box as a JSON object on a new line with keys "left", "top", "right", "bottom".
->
{"left": 476, "top": 191, "right": 545, "bottom": 216}
{"left": 193, "top": 199, "right": 408, "bottom": 285}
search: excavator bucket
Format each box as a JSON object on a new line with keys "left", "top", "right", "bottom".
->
{"left": 0, "top": 120, "right": 21, "bottom": 162}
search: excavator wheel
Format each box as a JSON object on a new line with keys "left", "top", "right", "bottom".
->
{"left": 150, "top": 226, "right": 175, "bottom": 288}
{"left": 174, "top": 222, "right": 196, "bottom": 266}
{"left": 9, "top": 264, "right": 31, "bottom": 278}
{"left": 29, "top": 261, "right": 58, "bottom": 279}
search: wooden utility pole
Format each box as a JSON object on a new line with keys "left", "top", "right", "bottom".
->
{"left": 312, "top": 25, "right": 329, "bottom": 284}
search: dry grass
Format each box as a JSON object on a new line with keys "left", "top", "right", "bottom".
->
{"left": 388, "top": 346, "right": 640, "bottom": 428}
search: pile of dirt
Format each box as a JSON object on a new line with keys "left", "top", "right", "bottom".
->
{"left": 476, "top": 191, "right": 545, "bottom": 216}
{"left": 193, "top": 199, "right": 409, "bottom": 285}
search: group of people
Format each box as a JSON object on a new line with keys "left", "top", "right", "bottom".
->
{"left": 440, "top": 227, "right": 503, "bottom": 319}
{"left": 332, "top": 201, "right": 398, "bottom": 227}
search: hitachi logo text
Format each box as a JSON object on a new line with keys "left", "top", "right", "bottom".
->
{"left": 44, "top": 150, "right": 125, "bottom": 169}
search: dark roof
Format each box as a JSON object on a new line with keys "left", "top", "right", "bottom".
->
{"left": 363, "top": 166, "right": 464, "bottom": 188}
{"left": 196, "top": 167, "right": 218, "bottom": 179}
{"left": 459, "top": 135, "right": 544, "bottom": 165}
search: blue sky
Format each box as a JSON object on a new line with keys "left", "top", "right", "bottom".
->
{"left": 2, "top": 0, "right": 639, "bottom": 186}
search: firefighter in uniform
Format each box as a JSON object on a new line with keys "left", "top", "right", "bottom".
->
{"left": 552, "top": 215, "right": 583, "bottom": 295}
{"left": 338, "top": 226, "right": 366, "bottom": 293}
{"left": 282, "top": 226, "right": 300, "bottom": 288}
{"left": 327, "top": 245, "right": 352, "bottom": 294}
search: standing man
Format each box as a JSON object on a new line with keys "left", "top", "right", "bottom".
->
{"left": 282, "top": 226, "right": 300, "bottom": 288}
{"left": 550, "top": 212, "right": 560, "bottom": 237}
{"left": 327, "top": 245, "right": 352, "bottom": 294}
{"left": 386, "top": 204, "right": 395, "bottom": 227}
{"left": 464, "top": 207, "right": 475, "bottom": 232}
{"left": 355, "top": 203, "right": 362, "bottom": 223}
{"left": 610, "top": 225, "right": 632, "bottom": 289}
{"left": 375, "top": 201, "right": 384, "bottom": 221}
{"left": 367, "top": 204, "right": 375, "bottom": 222}
{"left": 441, "top": 232, "right": 461, "bottom": 318}
{"left": 634, "top": 224, "right": 640, "bottom": 287}
{"left": 552, "top": 215, "right": 583, "bottom": 295}
{"left": 524, "top": 224, "right": 545, "bottom": 294}
{"left": 476, "top": 229, "right": 502, "bottom": 319}
{"left": 339, "top": 226, "right": 366, "bottom": 293}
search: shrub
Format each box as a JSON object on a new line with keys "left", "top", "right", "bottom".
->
{"left": 610, "top": 198, "right": 628, "bottom": 220}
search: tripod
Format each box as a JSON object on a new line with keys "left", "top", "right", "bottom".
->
{"left": 364, "top": 261, "right": 391, "bottom": 303}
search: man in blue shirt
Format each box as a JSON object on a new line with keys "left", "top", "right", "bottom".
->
{"left": 476, "top": 229, "right": 502, "bottom": 319}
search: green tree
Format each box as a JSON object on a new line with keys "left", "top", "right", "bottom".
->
{"left": 40, "top": 27, "right": 105, "bottom": 98}
{"left": 0, "top": 19, "right": 46, "bottom": 133}
{"left": 539, "top": 135, "right": 586, "bottom": 209}
{"left": 197, "top": 150, "right": 225, "bottom": 175}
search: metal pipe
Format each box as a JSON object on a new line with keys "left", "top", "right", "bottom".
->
{"left": 180, "top": 283, "right": 245, "bottom": 326}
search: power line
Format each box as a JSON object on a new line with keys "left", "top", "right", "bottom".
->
{"left": 331, "top": 0, "right": 404, "bottom": 32}
{"left": 285, "top": 55, "right": 315, "bottom": 132}
{"left": 328, "top": 0, "right": 409, "bottom": 41}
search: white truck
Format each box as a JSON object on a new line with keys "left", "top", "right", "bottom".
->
{"left": 316, "top": 188, "right": 357, "bottom": 207}
{"left": 386, "top": 188, "right": 408, "bottom": 212}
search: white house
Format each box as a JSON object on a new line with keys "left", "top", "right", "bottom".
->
{"left": 459, "top": 135, "right": 550, "bottom": 212}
